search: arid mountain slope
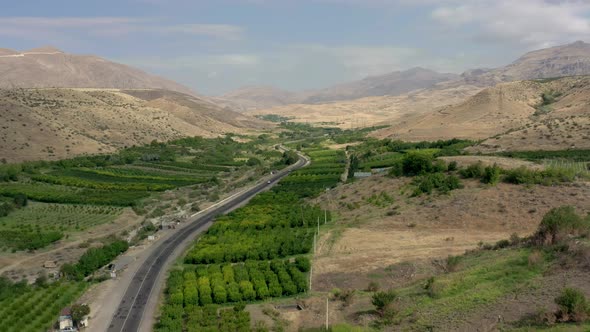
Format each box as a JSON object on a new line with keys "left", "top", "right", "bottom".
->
{"left": 0, "top": 88, "right": 269, "bottom": 162}
{"left": 0, "top": 47, "right": 196, "bottom": 95}
{"left": 372, "top": 76, "right": 590, "bottom": 151}
{"left": 455, "top": 41, "right": 590, "bottom": 87}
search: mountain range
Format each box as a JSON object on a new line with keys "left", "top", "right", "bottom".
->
{"left": 221, "top": 41, "right": 590, "bottom": 110}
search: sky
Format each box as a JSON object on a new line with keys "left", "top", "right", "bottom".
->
{"left": 1, "top": 0, "right": 590, "bottom": 95}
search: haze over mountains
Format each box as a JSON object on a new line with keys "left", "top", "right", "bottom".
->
{"left": 216, "top": 67, "right": 458, "bottom": 111}
{"left": 221, "top": 41, "right": 590, "bottom": 111}
{"left": 0, "top": 46, "right": 197, "bottom": 96}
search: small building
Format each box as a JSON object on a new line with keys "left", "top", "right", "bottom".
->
{"left": 353, "top": 171, "right": 372, "bottom": 178}
{"left": 58, "top": 308, "right": 74, "bottom": 330}
{"left": 43, "top": 261, "right": 57, "bottom": 269}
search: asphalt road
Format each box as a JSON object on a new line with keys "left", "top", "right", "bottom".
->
{"left": 106, "top": 155, "right": 308, "bottom": 332}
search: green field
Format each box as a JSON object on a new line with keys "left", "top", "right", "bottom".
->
{"left": 0, "top": 203, "right": 122, "bottom": 251}
{"left": 0, "top": 135, "right": 286, "bottom": 251}
{"left": 156, "top": 146, "right": 338, "bottom": 332}
{"left": 0, "top": 281, "right": 87, "bottom": 332}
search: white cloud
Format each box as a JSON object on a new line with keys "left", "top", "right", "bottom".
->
{"left": 431, "top": 0, "right": 590, "bottom": 48}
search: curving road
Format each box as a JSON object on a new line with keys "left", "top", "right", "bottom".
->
{"left": 106, "top": 154, "right": 308, "bottom": 332}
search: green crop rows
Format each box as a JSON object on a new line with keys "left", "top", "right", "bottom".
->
{"left": 0, "top": 203, "right": 121, "bottom": 252}
{"left": 0, "top": 281, "right": 87, "bottom": 332}
{"left": 156, "top": 147, "right": 338, "bottom": 331}
{"left": 0, "top": 135, "right": 285, "bottom": 251}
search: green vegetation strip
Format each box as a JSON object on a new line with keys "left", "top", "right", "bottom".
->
{"left": 156, "top": 146, "right": 340, "bottom": 332}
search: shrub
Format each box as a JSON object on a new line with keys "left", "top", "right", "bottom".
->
{"left": 446, "top": 255, "right": 461, "bottom": 272}
{"left": 423, "top": 277, "right": 443, "bottom": 298}
{"left": 412, "top": 173, "right": 462, "bottom": 196}
{"left": 387, "top": 160, "right": 403, "bottom": 178}
{"left": 535, "top": 206, "right": 589, "bottom": 245}
{"left": 493, "top": 239, "right": 511, "bottom": 250}
{"left": 555, "top": 288, "right": 590, "bottom": 322}
{"left": 447, "top": 161, "right": 458, "bottom": 172}
{"left": 371, "top": 290, "right": 397, "bottom": 315}
{"left": 482, "top": 164, "right": 501, "bottom": 185}
{"left": 460, "top": 162, "right": 484, "bottom": 178}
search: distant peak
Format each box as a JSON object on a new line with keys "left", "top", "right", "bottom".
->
{"left": 24, "top": 46, "right": 64, "bottom": 53}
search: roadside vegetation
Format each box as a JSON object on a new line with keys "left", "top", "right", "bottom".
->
{"left": 155, "top": 144, "right": 343, "bottom": 332}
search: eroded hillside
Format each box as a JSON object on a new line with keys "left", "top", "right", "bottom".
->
{"left": 0, "top": 88, "right": 270, "bottom": 162}
{"left": 372, "top": 76, "right": 590, "bottom": 152}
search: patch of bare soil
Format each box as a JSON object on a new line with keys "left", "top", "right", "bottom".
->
{"left": 310, "top": 175, "right": 590, "bottom": 291}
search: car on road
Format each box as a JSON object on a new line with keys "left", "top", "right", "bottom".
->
{"left": 61, "top": 327, "right": 78, "bottom": 332}
{"left": 267, "top": 180, "right": 271, "bottom": 184}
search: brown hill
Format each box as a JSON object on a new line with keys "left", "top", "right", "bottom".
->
{"left": 371, "top": 76, "right": 590, "bottom": 152}
{"left": 0, "top": 88, "right": 270, "bottom": 162}
{"left": 455, "top": 41, "right": 590, "bottom": 87}
{"left": 0, "top": 47, "right": 196, "bottom": 95}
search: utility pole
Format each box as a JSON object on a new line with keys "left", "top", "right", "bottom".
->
{"left": 326, "top": 297, "right": 329, "bottom": 330}
{"left": 324, "top": 210, "right": 327, "bottom": 224}
{"left": 309, "top": 265, "right": 313, "bottom": 292}
{"left": 317, "top": 216, "right": 320, "bottom": 236}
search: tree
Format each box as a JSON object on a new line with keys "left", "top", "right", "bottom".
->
{"left": 402, "top": 152, "right": 434, "bottom": 176}
{"left": 71, "top": 304, "right": 90, "bottom": 327}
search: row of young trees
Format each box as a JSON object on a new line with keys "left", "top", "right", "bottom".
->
{"left": 168, "top": 258, "right": 310, "bottom": 307}
{"left": 61, "top": 239, "right": 129, "bottom": 280}
{"left": 158, "top": 147, "right": 336, "bottom": 330}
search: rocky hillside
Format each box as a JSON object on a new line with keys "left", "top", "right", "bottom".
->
{"left": 0, "top": 88, "right": 269, "bottom": 162}
{"left": 456, "top": 41, "right": 590, "bottom": 87}
{"left": 0, "top": 47, "right": 196, "bottom": 95}
{"left": 371, "top": 76, "right": 590, "bottom": 152}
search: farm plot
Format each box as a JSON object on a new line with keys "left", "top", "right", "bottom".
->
{"left": 0, "top": 183, "right": 149, "bottom": 206}
{"left": 157, "top": 147, "right": 337, "bottom": 330}
{"left": 0, "top": 281, "right": 87, "bottom": 332}
{"left": 0, "top": 202, "right": 122, "bottom": 251}
{"left": 0, "top": 202, "right": 123, "bottom": 232}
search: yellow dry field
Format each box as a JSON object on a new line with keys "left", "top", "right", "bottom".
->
{"left": 311, "top": 175, "right": 590, "bottom": 290}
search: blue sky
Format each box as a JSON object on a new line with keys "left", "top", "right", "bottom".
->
{"left": 2, "top": 0, "right": 590, "bottom": 94}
